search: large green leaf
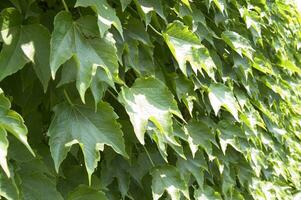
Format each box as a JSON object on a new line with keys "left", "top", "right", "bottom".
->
{"left": 118, "top": 77, "right": 182, "bottom": 144}
{"left": 50, "top": 12, "right": 118, "bottom": 102}
{"left": 0, "top": 8, "right": 51, "bottom": 91}
{"left": 163, "top": 21, "right": 216, "bottom": 80}
{"left": 0, "top": 0, "right": 301, "bottom": 199}
{"left": 47, "top": 101, "right": 127, "bottom": 182}
{"left": 221, "top": 31, "right": 254, "bottom": 60}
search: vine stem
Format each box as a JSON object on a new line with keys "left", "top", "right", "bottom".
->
{"left": 149, "top": 24, "right": 163, "bottom": 36}
{"left": 143, "top": 145, "right": 155, "bottom": 167}
{"left": 107, "top": 89, "right": 119, "bottom": 101}
{"left": 61, "top": 0, "right": 69, "bottom": 12}
{"left": 64, "top": 90, "right": 74, "bottom": 106}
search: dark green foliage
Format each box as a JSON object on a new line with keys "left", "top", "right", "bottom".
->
{"left": 0, "top": 0, "right": 301, "bottom": 199}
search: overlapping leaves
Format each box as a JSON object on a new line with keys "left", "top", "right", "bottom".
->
{"left": 0, "top": 0, "right": 301, "bottom": 199}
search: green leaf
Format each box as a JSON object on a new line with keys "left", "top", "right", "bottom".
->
{"left": 1, "top": 0, "right": 301, "bottom": 198}
{"left": 20, "top": 173, "right": 63, "bottom": 200}
{"left": 0, "top": 89, "right": 34, "bottom": 177}
{"left": 163, "top": 21, "right": 216, "bottom": 80}
{"left": 134, "top": 0, "right": 166, "bottom": 25}
{"left": 185, "top": 120, "right": 216, "bottom": 158}
{"left": 279, "top": 59, "right": 301, "bottom": 75}
{"left": 75, "top": 0, "right": 123, "bottom": 38}
{"left": 208, "top": 83, "right": 240, "bottom": 121}
{"left": 47, "top": 101, "right": 127, "bottom": 183}
{"left": 50, "top": 12, "right": 118, "bottom": 102}
{"left": 150, "top": 165, "right": 190, "bottom": 200}
{"left": 17, "top": 159, "right": 64, "bottom": 200}
{"left": 0, "top": 169, "right": 19, "bottom": 200}
{"left": 0, "top": 128, "right": 9, "bottom": 176}
{"left": 0, "top": 8, "right": 51, "bottom": 91}
{"left": 194, "top": 186, "right": 222, "bottom": 200}
{"left": 217, "top": 120, "right": 245, "bottom": 154}
{"left": 123, "top": 40, "right": 155, "bottom": 75}
{"left": 221, "top": 31, "right": 254, "bottom": 60}
{"left": 177, "top": 152, "right": 207, "bottom": 187}
{"left": 68, "top": 185, "right": 107, "bottom": 200}
{"left": 120, "top": 0, "right": 132, "bottom": 11}
{"left": 118, "top": 77, "right": 182, "bottom": 144}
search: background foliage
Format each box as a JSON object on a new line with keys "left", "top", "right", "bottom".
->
{"left": 0, "top": 0, "right": 301, "bottom": 199}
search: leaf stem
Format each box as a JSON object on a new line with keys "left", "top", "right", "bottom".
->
{"left": 107, "top": 89, "right": 119, "bottom": 101}
{"left": 64, "top": 90, "right": 74, "bottom": 106}
{"left": 61, "top": 0, "right": 69, "bottom": 12}
{"left": 143, "top": 145, "right": 155, "bottom": 167}
{"left": 149, "top": 24, "right": 162, "bottom": 36}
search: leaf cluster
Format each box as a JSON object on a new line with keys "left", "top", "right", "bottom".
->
{"left": 0, "top": 0, "right": 301, "bottom": 199}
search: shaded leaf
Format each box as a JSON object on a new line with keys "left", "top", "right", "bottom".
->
{"left": 68, "top": 185, "right": 107, "bottom": 200}
{"left": 0, "top": 8, "right": 51, "bottom": 91}
{"left": 150, "top": 165, "right": 190, "bottom": 200}
{"left": 47, "top": 101, "right": 127, "bottom": 182}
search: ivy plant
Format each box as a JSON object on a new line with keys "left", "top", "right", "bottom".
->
{"left": 0, "top": 0, "right": 301, "bottom": 199}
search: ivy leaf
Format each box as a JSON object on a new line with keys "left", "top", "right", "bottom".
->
{"left": 174, "top": 75, "right": 195, "bottom": 116}
{"left": 0, "top": 169, "right": 19, "bottom": 200}
{"left": 279, "top": 59, "right": 301, "bottom": 75}
{"left": 123, "top": 40, "right": 155, "bottom": 75}
{"left": 118, "top": 77, "right": 182, "bottom": 144}
{"left": 0, "top": 89, "right": 34, "bottom": 177}
{"left": 148, "top": 128, "right": 185, "bottom": 161}
{"left": 7, "top": 0, "right": 35, "bottom": 14}
{"left": 185, "top": 120, "right": 216, "bottom": 158}
{"left": 120, "top": 0, "right": 132, "bottom": 11}
{"left": 134, "top": 0, "right": 166, "bottom": 25}
{"left": 150, "top": 165, "right": 190, "bottom": 200}
{"left": 221, "top": 31, "right": 254, "bottom": 60}
{"left": 47, "top": 101, "right": 127, "bottom": 183}
{"left": 177, "top": 152, "right": 207, "bottom": 187}
{"left": 194, "top": 186, "right": 222, "bottom": 200}
{"left": 75, "top": 0, "right": 123, "bottom": 38}
{"left": 15, "top": 158, "right": 64, "bottom": 200}
{"left": 50, "top": 12, "right": 118, "bottom": 102}
{"left": 218, "top": 120, "right": 246, "bottom": 154}
{"left": 163, "top": 21, "right": 216, "bottom": 80}
{"left": 0, "top": 8, "right": 51, "bottom": 91}
{"left": 20, "top": 172, "right": 64, "bottom": 200}
{"left": 67, "top": 185, "right": 107, "bottom": 200}
{"left": 0, "top": 128, "right": 9, "bottom": 176}
{"left": 208, "top": 83, "right": 240, "bottom": 121}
